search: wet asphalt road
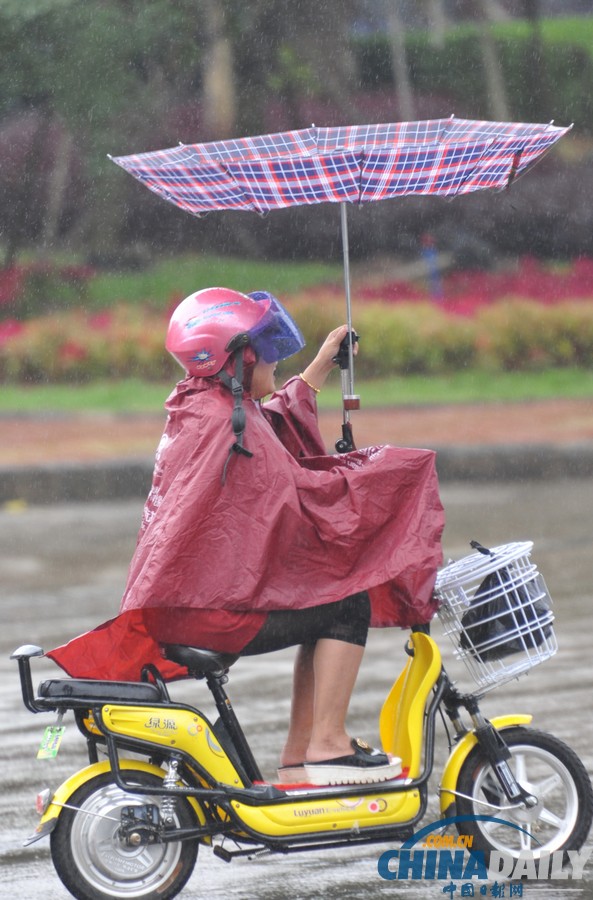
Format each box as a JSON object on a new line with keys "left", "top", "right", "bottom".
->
{"left": 1, "top": 479, "right": 592, "bottom": 899}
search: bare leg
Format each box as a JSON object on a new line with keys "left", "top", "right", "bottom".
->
{"left": 306, "top": 638, "right": 364, "bottom": 762}
{"left": 279, "top": 639, "right": 364, "bottom": 766}
{"left": 279, "top": 644, "right": 315, "bottom": 767}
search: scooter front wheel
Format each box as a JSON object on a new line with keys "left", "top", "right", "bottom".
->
{"left": 455, "top": 726, "right": 593, "bottom": 863}
{"left": 50, "top": 770, "right": 199, "bottom": 900}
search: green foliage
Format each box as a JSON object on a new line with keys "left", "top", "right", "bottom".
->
{"left": 354, "top": 16, "right": 593, "bottom": 129}
{"left": 0, "top": 307, "right": 177, "bottom": 384}
{"left": 2, "top": 7, "right": 591, "bottom": 266}
{"left": 5, "top": 296, "right": 593, "bottom": 386}
{"left": 5, "top": 254, "right": 593, "bottom": 385}
{"left": 476, "top": 300, "right": 593, "bottom": 369}
{"left": 86, "top": 254, "right": 342, "bottom": 310}
{"left": 259, "top": 294, "right": 593, "bottom": 381}
{"left": 1, "top": 368, "right": 592, "bottom": 415}
{"left": 283, "top": 296, "right": 479, "bottom": 378}
{"left": 9, "top": 264, "right": 93, "bottom": 319}
{"left": 0, "top": 0, "right": 201, "bottom": 126}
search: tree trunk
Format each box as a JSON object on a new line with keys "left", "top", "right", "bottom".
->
{"left": 523, "top": 0, "right": 548, "bottom": 121}
{"left": 201, "top": 0, "right": 236, "bottom": 139}
{"left": 477, "top": 0, "right": 510, "bottom": 120}
{"left": 278, "top": 0, "right": 360, "bottom": 121}
{"left": 386, "top": 1, "right": 416, "bottom": 121}
{"left": 41, "top": 121, "right": 73, "bottom": 252}
{"left": 424, "top": 0, "right": 447, "bottom": 49}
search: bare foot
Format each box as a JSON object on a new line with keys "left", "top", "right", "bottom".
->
{"left": 305, "top": 735, "right": 354, "bottom": 763}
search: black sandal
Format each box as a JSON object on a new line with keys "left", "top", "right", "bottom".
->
{"left": 303, "top": 738, "right": 402, "bottom": 786}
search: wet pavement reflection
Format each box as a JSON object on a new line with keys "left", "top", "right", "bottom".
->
{"left": 1, "top": 479, "right": 592, "bottom": 898}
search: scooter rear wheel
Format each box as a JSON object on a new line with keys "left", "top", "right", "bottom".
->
{"left": 50, "top": 770, "right": 199, "bottom": 900}
{"left": 455, "top": 726, "right": 593, "bottom": 864}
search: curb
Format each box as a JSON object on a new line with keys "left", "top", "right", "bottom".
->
{"left": 436, "top": 443, "right": 593, "bottom": 482}
{"left": 2, "top": 444, "right": 593, "bottom": 505}
{"left": 0, "top": 459, "right": 152, "bottom": 506}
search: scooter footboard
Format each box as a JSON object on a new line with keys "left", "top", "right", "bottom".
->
{"left": 229, "top": 785, "right": 423, "bottom": 839}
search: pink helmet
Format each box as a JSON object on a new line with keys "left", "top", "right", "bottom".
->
{"left": 166, "top": 287, "right": 304, "bottom": 376}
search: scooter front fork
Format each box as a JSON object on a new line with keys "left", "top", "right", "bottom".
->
{"left": 469, "top": 709, "right": 537, "bottom": 808}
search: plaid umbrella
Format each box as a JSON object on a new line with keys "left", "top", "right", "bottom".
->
{"left": 111, "top": 116, "right": 571, "bottom": 447}
{"left": 111, "top": 117, "right": 569, "bottom": 214}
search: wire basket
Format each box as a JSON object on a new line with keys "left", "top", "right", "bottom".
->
{"left": 435, "top": 541, "right": 557, "bottom": 691}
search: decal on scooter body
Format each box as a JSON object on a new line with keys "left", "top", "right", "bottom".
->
{"left": 101, "top": 705, "right": 243, "bottom": 786}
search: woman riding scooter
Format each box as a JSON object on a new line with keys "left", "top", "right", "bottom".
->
{"left": 48, "top": 287, "right": 444, "bottom": 786}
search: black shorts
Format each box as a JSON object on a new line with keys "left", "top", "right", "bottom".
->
{"left": 240, "top": 591, "right": 371, "bottom": 656}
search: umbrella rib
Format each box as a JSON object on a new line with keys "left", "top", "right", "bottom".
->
{"left": 356, "top": 153, "right": 364, "bottom": 205}
{"left": 505, "top": 149, "right": 523, "bottom": 190}
{"left": 217, "top": 159, "right": 267, "bottom": 215}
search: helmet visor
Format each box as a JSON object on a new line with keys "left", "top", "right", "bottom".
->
{"left": 247, "top": 292, "right": 305, "bottom": 363}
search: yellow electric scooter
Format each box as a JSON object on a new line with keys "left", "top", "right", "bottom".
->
{"left": 11, "top": 541, "right": 593, "bottom": 900}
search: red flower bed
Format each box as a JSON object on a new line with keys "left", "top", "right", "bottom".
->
{"left": 2, "top": 256, "right": 593, "bottom": 382}
{"left": 355, "top": 256, "right": 593, "bottom": 317}
{"left": 0, "top": 318, "right": 25, "bottom": 345}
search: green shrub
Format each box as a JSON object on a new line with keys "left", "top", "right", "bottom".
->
{"left": 474, "top": 300, "right": 593, "bottom": 370}
{"left": 0, "top": 308, "right": 178, "bottom": 384}
{"left": 3, "top": 298, "right": 593, "bottom": 385}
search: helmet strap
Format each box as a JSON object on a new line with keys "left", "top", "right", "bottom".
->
{"left": 218, "top": 348, "right": 254, "bottom": 484}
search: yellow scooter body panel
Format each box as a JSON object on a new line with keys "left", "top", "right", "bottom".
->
{"left": 230, "top": 783, "right": 422, "bottom": 837}
{"left": 100, "top": 704, "right": 245, "bottom": 788}
{"left": 439, "top": 714, "right": 533, "bottom": 814}
{"left": 100, "top": 703, "right": 422, "bottom": 839}
{"left": 379, "top": 632, "right": 442, "bottom": 776}
{"left": 29, "top": 758, "right": 206, "bottom": 844}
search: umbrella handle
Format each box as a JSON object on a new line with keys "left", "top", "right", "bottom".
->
{"left": 333, "top": 332, "right": 360, "bottom": 413}
{"left": 335, "top": 422, "right": 356, "bottom": 454}
{"left": 333, "top": 333, "right": 360, "bottom": 453}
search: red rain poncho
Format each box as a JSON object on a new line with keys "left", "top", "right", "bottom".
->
{"left": 48, "top": 376, "right": 444, "bottom": 681}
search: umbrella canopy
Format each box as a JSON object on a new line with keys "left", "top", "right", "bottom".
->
{"left": 110, "top": 117, "right": 570, "bottom": 216}
{"left": 110, "top": 116, "right": 571, "bottom": 449}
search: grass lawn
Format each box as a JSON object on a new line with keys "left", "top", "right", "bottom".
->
{"left": 1, "top": 368, "right": 592, "bottom": 415}
{"left": 86, "top": 254, "right": 342, "bottom": 310}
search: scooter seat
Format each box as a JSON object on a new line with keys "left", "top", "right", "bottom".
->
{"left": 162, "top": 644, "right": 239, "bottom": 677}
{"left": 38, "top": 678, "right": 165, "bottom": 706}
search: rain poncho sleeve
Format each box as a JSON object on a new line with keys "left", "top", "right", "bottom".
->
{"left": 262, "top": 375, "right": 328, "bottom": 458}
{"left": 47, "top": 375, "right": 444, "bottom": 681}
{"left": 261, "top": 375, "right": 444, "bottom": 627}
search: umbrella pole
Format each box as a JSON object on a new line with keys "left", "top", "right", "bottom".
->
{"left": 336, "top": 203, "right": 360, "bottom": 453}
{"left": 340, "top": 202, "right": 355, "bottom": 397}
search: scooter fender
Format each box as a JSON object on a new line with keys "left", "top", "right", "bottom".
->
{"left": 439, "top": 714, "right": 533, "bottom": 816}
{"left": 25, "top": 758, "right": 206, "bottom": 846}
